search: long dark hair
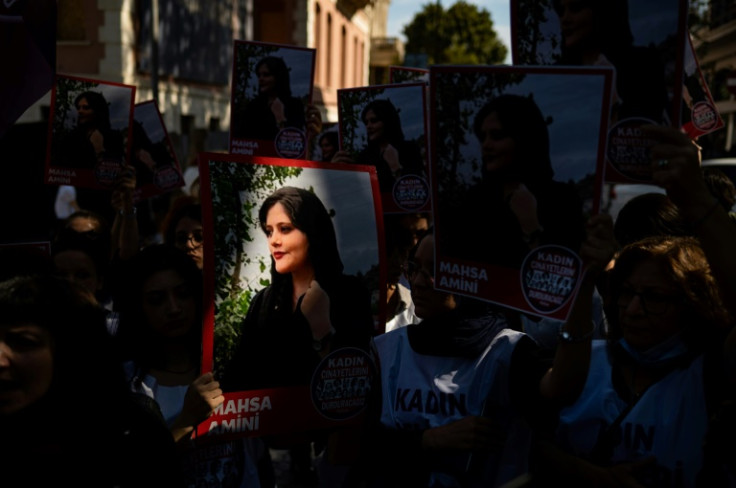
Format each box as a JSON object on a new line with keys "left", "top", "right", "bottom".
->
{"left": 258, "top": 186, "right": 343, "bottom": 290}
{"left": 255, "top": 56, "right": 292, "bottom": 99}
{"left": 74, "top": 90, "right": 111, "bottom": 132}
{"left": 114, "top": 244, "right": 203, "bottom": 373}
{"left": 473, "top": 94, "right": 554, "bottom": 186}
{"left": 552, "top": 0, "right": 634, "bottom": 64}
{"left": 361, "top": 98, "right": 405, "bottom": 147}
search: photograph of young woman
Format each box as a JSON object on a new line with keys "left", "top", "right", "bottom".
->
{"left": 221, "top": 186, "right": 373, "bottom": 392}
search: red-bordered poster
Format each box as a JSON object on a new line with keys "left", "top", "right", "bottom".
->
{"left": 195, "top": 153, "right": 384, "bottom": 441}
{"left": 337, "top": 83, "right": 431, "bottom": 215}
{"left": 229, "top": 41, "right": 316, "bottom": 159}
{"left": 511, "top": 0, "right": 688, "bottom": 184}
{"left": 430, "top": 65, "right": 612, "bottom": 321}
{"left": 45, "top": 74, "right": 136, "bottom": 190}
{"left": 131, "top": 100, "right": 184, "bottom": 201}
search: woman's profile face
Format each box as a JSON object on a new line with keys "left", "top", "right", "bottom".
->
{"left": 0, "top": 322, "right": 54, "bottom": 415}
{"left": 265, "top": 202, "right": 311, "bottom": 276}
{"left": 556, "top": 0, "right": 595, "bottom": 49}
{"left": 479, "top": 111, "right": 515, "bottom": 174}
{"left": 363, "top": 109, "right": 385, "bottom": 144}
{"left": 617, "top": 259, "right": 685, "bottom": 351}
{"left": 76, "top": 97, "right": 95, "bottom": 126}
{"left": 141, "top": 269, "right": 197, "bottom": 339}
{"left": 257, "top": 63, "right": 276, "bottom": 96}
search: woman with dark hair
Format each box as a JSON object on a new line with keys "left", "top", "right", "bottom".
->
{"left": 442, "top": 94, "right": 584, "bottom": 267}
{"left": 162, "top": 197, "right": 204, "bottom": 270}
{"left": 221, "top": 186, "right": 374, "bottom": 485}
{"left": 0, "top": 274, "right": 185, "bottom": 486}
{"left": 233, "top": 56, "right": 307, "bottom": 142}
{"left": 57, "top": 90, "right": 125, "bottom": 169}
{"left": 318, "top": 130, "right": 340, "bottom": 162}
{"left": 552, "top": 0, "right": 670, "bottom": 124}
{"left": 355, "top": 98, "right": 424, "bottom": 193}
{"left": 223, "top": 186, "right": 373, "bottom": 391}
{"left": 113, "top": 244, "right": 274, "bottom": 486}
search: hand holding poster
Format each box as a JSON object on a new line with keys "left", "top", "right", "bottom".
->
{"left": 430, "top": 65, "right": 612, "bottom": 321}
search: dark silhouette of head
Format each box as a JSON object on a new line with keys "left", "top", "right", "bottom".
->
{"left": 473, "top": 94, "right": 554, "bottom": 185}
{"left": 74, "top": 91, "right": 111, "bottom": 132}
{"left": 361, "top": 99, "right": 405, "bottom": 146}
{"left": 255, "top": 56, "right": 292, "bottom": 99}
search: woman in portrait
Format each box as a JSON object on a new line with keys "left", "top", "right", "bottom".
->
{"left": 355, "top": 99, "right": 424, "bottom": 193}
{"left": 552, "top": 0, "right": 670, "bottom": 124}
{"left": 232, "top": 56, "right": 306, "bottom": 142}
{"left": 441, "top": 94, "right": 585, "bottom": 267}
{"left": 57, "top": 90, "right": 125, "bottom": 170}
{"left": 222, "top": 186, "right": 373, "bottom": 391}
{"left": 221, "top": 186, "right": 374, "bottom": 485}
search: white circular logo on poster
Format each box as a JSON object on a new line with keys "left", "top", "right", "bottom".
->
{"left": 520, "top": 245, "right": 581, "bottom": 314}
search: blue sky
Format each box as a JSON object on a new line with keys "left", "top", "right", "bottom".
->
{"left": 387, "top": 0, "right": 512, "bottom": 64}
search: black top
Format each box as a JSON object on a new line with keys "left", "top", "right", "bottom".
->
{"left": 221, "top": 274, "right": 374, "bottom": 391}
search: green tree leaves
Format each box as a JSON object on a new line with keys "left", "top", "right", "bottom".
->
{"left": 403, "top": 1, "right": 508, "bottom": 66}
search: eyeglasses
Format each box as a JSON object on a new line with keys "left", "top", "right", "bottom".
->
{"left": 402, "top": 260, "right": 433, "bottom": 282}
{"left": 616, "top": 287, "right": 679, "bottom": 315}
{"left": 175, "top": 230, "right": 204, "bottom": 248}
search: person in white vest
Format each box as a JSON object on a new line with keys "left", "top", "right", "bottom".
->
{"left": 352, "top": 216, "right": 616, "bottom": 488}
{"left": 535, "top": 125, "right": 736, "bottom": 487}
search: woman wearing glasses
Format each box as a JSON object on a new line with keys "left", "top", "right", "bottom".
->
{"left": 162, "top": 197, "right": 203, "bottom": 270}
{"left": 535, "top": 125, "right": 736, "bottom": 486}
{"left": 536, "top": 235, "right": 732, "bottom": 487}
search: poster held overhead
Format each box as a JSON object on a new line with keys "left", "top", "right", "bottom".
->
{"left": 430, "top": 65, "right": 612, "bottom": 321}
{"left": 511, "top": 0, "right": 688, "bottom": 184}
{"left": 229, "top": 41, "right": 316, "bottom": 160}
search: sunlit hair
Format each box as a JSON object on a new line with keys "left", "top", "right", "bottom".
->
{"left": 473, "top": 94, "right": 554, "bottom": 185}
{"left": 74, "top": 91, "right": 111, "bottom": 131}
{"left": 255, "top": 56, "right": 292, "bottom": 99}
{"left": 361, "top": 99, "right": 405, "bottom": 146}
{"left": 608, "top": 235, "right": 731, "bottom": 349}
{"left": 552, "top": 0, "right": 634, "bottom": 63}
{"left": 258, "top": 186, "right": 343, "bottom": 289}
